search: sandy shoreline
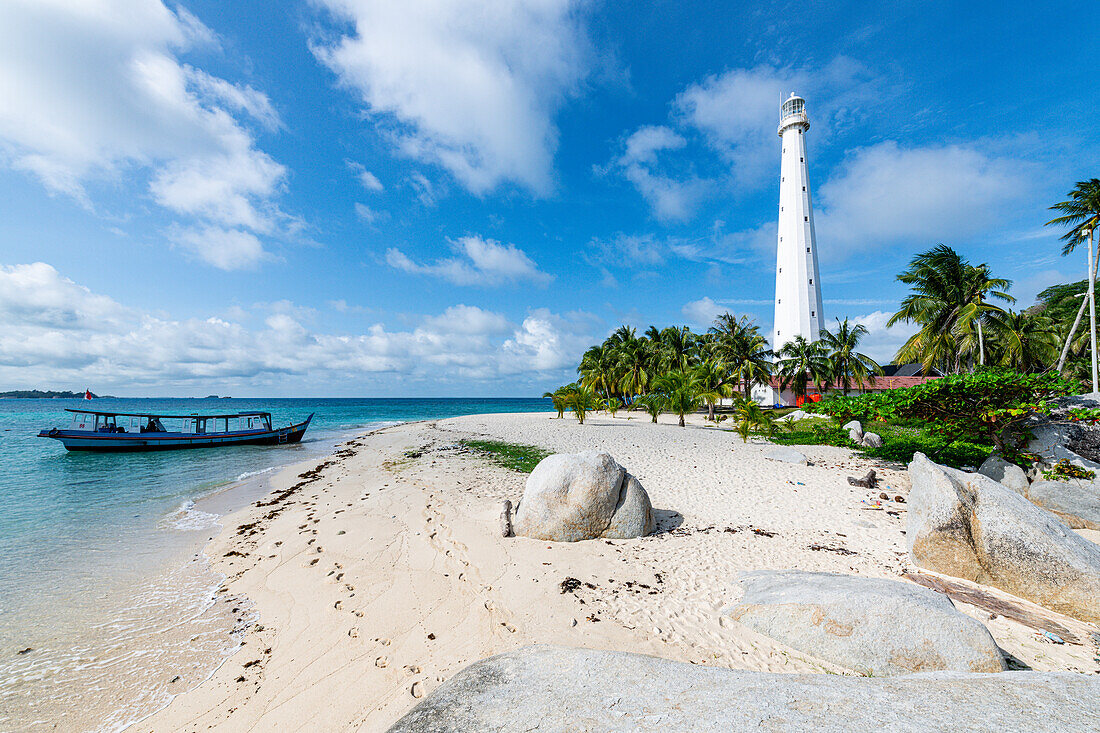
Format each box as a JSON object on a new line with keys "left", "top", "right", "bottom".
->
{"left": 138, "top": 411, "right": 1100, "bottom": 732}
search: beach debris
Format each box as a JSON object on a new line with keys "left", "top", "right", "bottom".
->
{"left": 1038, "top": 631, "right": 1066, "bottom": 644}
{"left": 560, "top": 577, "right": 582, "bottom": 594}
{"left": 16, "top": 648, "right": 32, "bottom": 655}
{"left": 895, "top": 495, "right": 905, "bottom": 503}
{"left": 764, "top": 447, "right": 808, "bottom": 465}
{"left": 427, "top": 633, "right": 436, "bottom": 640}
{"left": 751, "top": 527, "right": 777, "bottom": 538}
{"left": 847, "top": 470, "right": 878, "bottom": 489}
{"left": 728, "top": 570, "right": 1006, "bottom": 675}
{"left": 169, "top": 675, "right": 180, "bottom": 683}
{"left": 808, "top": 543, "right": 857, "bottom": 556}
{"left": 500, "top": 499, "right": 513, "bottom": 537}
{"left": 907, "top": 452, "right": 1100, "bottom": 622}
{"left": 512, "top": 452, "right": 654, "bottom": 542}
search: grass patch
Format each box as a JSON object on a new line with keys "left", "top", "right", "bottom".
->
{"left": 461, "top": 439, "right": 552, "bottom": 473}
{"left": 767, "top": 420, "right": 991, "bottom": 469}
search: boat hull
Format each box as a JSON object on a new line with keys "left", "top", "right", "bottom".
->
{"left": 39, "top": 416, "right": 312, "bottom": 452}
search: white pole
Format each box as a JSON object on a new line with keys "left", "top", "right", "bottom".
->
{"left": 1089, "top": 229, "right": 1098, "bottom": 393}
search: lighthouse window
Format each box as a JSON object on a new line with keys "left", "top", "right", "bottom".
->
{"left": 809, "top": 278, "right": 813, "bottom": 284}
{"left": 802, "top": 186, "right": 806, "bottom": 191}
{"left": 812, "top": 311, "right": 815, "bottom": 317}
{"left": 804, "top": 216, "right": 808, "bottom": 222}
{"left": 800, "top": 157, "right": 804, "bottom": 162}
{"left": 806, "top": 247, "right": 810, "bottom": 252}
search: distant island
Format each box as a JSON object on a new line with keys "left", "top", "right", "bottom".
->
{"left": 0, "top": 390, "right": 113, "bottom": 399}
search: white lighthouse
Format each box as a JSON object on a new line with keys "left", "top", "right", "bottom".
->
{"left": 772, "top": 93, "right": 823, "bottom": 353}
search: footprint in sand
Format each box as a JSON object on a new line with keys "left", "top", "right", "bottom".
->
{"left": 375, "top": 656, "right": 388, "bottom": 668}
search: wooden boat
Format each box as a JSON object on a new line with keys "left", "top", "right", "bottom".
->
{"left": 38, "top": 408, "right": 313, "bottom": 452}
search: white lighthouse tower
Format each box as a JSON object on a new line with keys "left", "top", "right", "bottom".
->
{"left": 772, "top": 93, "right": 823, "bottom": 353}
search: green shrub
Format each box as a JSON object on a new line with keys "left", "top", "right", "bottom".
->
{"left": 813, "top": 369, "right": 1076, "bottom": 451}
{"left": 1041, "top": 460, "right": 1097, "bottom": 481}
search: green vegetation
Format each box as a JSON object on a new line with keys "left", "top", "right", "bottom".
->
{"left": 461, "top": 439, "right": 552, "bottom": 473}
{"left": 0, "top": 389, "right": 101, "bottom": 398}
{"left": 549, "top": 313, "right": 878, "bottom": 427}
{"left": 1042, "top": 459, "right": 1097, "bottom": 482}
{"left": 811, "top": 369, "right": 1076, "bottom": 452}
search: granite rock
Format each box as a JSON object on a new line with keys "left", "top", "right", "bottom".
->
{"left": 388, "top": 645, "right": 1100, "bottom": 733}
{"left": 728, "top": 570, "right": 1005, "bottom": 675}
{"left": 512, "top": 452, "right": 654, "bottom": 542}
{"left": 907, "top": 452, "right": 1100, "bottom": 622}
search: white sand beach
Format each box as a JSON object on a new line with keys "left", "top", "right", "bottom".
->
{"left": 140, "top": 412, "right": 1100, "bottom": 732}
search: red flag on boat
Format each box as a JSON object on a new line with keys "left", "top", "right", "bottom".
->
{"left": 84, "top": 389, "right": 92, "bottom": 400}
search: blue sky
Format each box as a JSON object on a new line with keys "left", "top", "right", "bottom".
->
{"left": 1, "top": 0, "right": 1098, "bottom": 396}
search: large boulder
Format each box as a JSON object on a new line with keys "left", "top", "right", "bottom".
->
{"left": 727, "top": 570, "right": 1005, "bottom": 675}
{"left": 763, "top": 446, "right": 808, "bottom": 465}
{"left": 860, "top": 432, "right": 884, "bottom": 448}
{"left": 978, "top": 454, "right": 1030, "bottom": 493}
{"left": 843, "top": 420, "right": 863, "bottom": 443}
{"left": 512, "top": 452, "right": 654, "bottom": 542}
{"left": 1024, "top": 480, "right": 1100, "bottom": 531}
{"left": 907, "top": 452, "right": 1100, "bottom": 622}
{"left": 388, "top": 645, "right": 1100, "bottom": 733}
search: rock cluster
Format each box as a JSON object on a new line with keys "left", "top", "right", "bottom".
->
{"left": 388, "top": 645, "right": 1100, "bottom": 732}
{"left": 907, "top": 452, "right": 1100, "bottom": 622}
{"left": 843, "top": 420, "right": 883, "bottom": 449}
{"left": 512, "top": 452, "right": 654, "bottom": 542}
{"left": 727, "top": 570, "right": 1005, "bottom": 675}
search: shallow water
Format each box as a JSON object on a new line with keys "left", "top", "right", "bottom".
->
{"left": 0, "top": 397, "right": 548, "bottom": 730}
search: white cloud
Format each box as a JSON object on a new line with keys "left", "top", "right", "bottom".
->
{"left": 354, "top": 202, "right": 385, "bottom": 223}
{"left": 674, "top": 57, "right": 879, "bottom": 187}
{"left": 0, "top": 262, "right": 596, "bottom": 390}
{"left": 168, "top": 225, "right": 269, "bottom": 270}
{"left": 386, "top": 235, "right": 553, "bottom": 287}
{"left": 849, "top": 310, "right": 918, "bottom": 364}
{"left": 613, "top": 125, "right": 707, "bottom": 222}
{"left": 312, "top": 0, "right": 589, "bottom": 196}
{"left": 359, "top": 170, "right": 383, "bottom": 191}
{"left": 681, "top": 297, "right": 731, "bottom": 327}
{"left": 814, "top": 141, "right": 1033, "bottom": 259}
{"left": 0, "top": 0, "right": 290, "bottom": 265}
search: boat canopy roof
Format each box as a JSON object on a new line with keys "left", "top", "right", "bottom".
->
{"left": 64, "top": 408, "right": 271, "bottom": 419}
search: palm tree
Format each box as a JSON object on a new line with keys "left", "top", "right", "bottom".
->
{"left": 635, "top": 393, "right": 665, "bottom": 423}
{"left": 730, "top": 395, "right": 778, "bottom": 443}
{"left": 888, "top": 245, "right": 1012, "bottom": 373}
{"left": 578, "top": 344, "right": 619, "bottom": 402}
{"left": 542, "top": 389, "right": 568, "bottom": 418}
{"left": 651, "top": 370, "right": 703, "bottom": 427}
{"left": 658, "top": 326, "right": 699, "bottom": 372}
{"left": 775, "top": 336, "right": 831, "bottom": 404}
{"left": 616, "top": 333, "right": 651, "bottom": 402}
{"left": 820, "top": 318, "right": 881, "bottom": 395}
{"left": 563, "top": 382, "right": 598, "bottom": 424}
{"left": 1048, "top": 179, "right": 1100, "bottom": 387}
{"left": 693, "top": 359, "right": 734, "bottom": 422}
{"left": 709, "top": 314, "right": 773, "bottom": 398}
{"left": 600, "top": 396, "right": 623, "bottom": 417}
{"left": 989, "top": 310, "right": 1058, "bottom": 373}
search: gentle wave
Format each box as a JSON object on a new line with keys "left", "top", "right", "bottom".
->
{"left": 160, "top": 500, "right": 221, "bottom": 532}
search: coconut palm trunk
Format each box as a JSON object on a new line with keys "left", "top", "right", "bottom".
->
{"left": 1091, "top": 229, "right": 1098, "bottom": 392}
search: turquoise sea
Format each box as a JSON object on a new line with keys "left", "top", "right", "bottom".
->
{"left": 0, "top": 397, "right": 549, "bottom": 730}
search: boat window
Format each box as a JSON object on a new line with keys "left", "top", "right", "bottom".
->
{"left": 211, "top": 417, "right": 227, "bottom": 433}
{"left": 70, "top": 412, "right": 93, "bottom": 430}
